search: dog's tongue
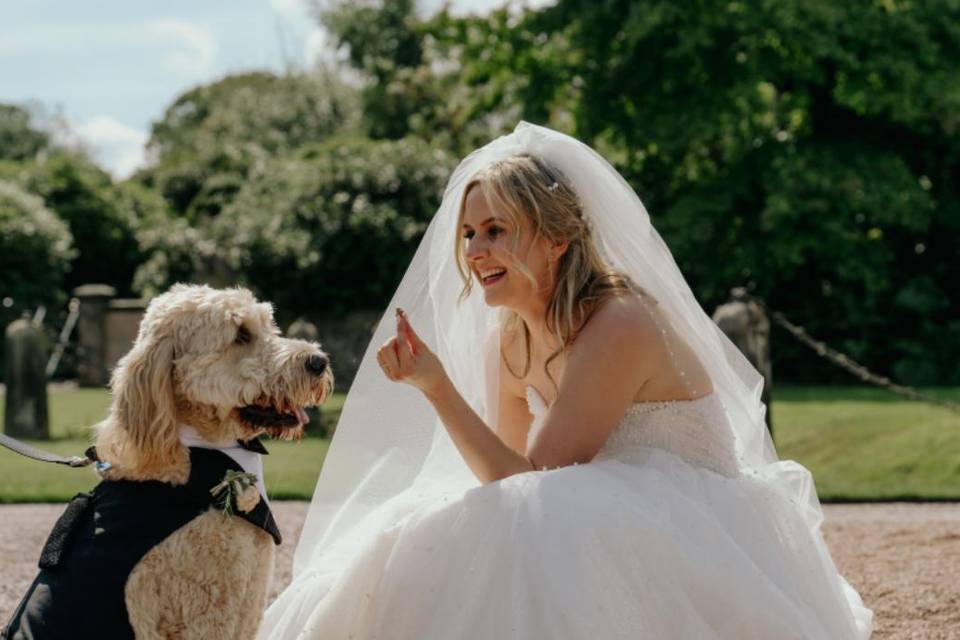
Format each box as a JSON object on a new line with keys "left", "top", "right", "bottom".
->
{"left": 294, "top": 407, "right": 310, "bottom": 425}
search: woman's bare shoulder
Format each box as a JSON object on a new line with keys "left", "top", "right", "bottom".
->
{"left": 577, "top": 292, "right": 660, "bottom": 347}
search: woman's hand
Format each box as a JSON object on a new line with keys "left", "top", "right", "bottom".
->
{"left": 377, "top": 308, "right": 448, "bottom": 396}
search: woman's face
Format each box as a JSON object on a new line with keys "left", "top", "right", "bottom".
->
{"left": 460, "top": 185, "right": 557, "bottom": 310}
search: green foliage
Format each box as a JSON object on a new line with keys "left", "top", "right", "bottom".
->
{"left": 0, "top": 180, "right": 75, "bottom": 333}
{"left": 212, "top": 136, "right": 456, "bottom": 319}
{"left": 546, "top": 0, "right": 960, "bottom": 384}
{"left": 21, "top": 152, "right": 142, "bottom": 296}
{"left": 320, "top": 0, "right": 574, "bottom": 152}
{"left": 0, "top": 104, "right": 49, "bottom": 161}
{"left": 139, "top": 71, "right": 359, "bottom": 221}
{"left": 322, "top": 0, "right": 960, "bottom": 384}
{"left": 321, "top": 0, "right": 424, "bottom": 140}
{"left": 3, "top": 2, "right": 956, "bottom": 387}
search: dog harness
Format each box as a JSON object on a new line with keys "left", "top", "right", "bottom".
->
{"left": 2, "top": 447, "right": 281, "bottom": 640}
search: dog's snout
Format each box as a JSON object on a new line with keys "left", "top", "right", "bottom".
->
{"left": 306, "top": 354, "right": 329, "bottom": 376}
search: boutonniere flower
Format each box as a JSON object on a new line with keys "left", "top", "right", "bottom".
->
{"left": 210, "top": 470, "right": 261, "bottom": 515}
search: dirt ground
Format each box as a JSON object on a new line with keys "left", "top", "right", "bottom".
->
{"left": 1, "top": 501, "right": 957, "bottom": 638}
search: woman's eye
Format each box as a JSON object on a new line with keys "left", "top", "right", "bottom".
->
{"left": 463, "top": 226, "right": 504, "bottom": 240}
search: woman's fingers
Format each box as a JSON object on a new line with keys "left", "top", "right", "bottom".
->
{"left": 396, "top": 308, "right": 423, "bottom": 355}
{"left": 381, "top": 311, "right": 436, "bottom": 386}
{"left": 396, "top": 331, "right": 414, "bottom": 371}
{"left": 377, "top": 338, "right": 402, "bottom": 380}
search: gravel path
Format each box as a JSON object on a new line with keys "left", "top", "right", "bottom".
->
{"left": 2, "top": 502, "right": 957, "bottom": 638}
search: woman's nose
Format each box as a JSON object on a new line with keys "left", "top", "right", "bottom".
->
{"left": 465, "top": 237, "right": 488, "bottom": 261}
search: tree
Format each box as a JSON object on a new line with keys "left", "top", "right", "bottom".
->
{"left": 138, "top": 70, "right": 359, "bottom": 221}
{"left": 0, "top": 104, "right": 49, "bottom": 161}
{"left": 544, "top": 0, "right": 960, "bottom": 383}
{"left": 211, "top": 135, "right": 456, "bottom": 320}
{"left": 0, "top": 181, "right": 75, "bottom": 359}
{"left": 21, "top": 152, "right": 142, "bottom": 296}
{"left": 316, "top": 0, "right": 960, "bottom": 384}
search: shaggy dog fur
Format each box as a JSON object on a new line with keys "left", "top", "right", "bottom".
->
{"left": 94, "top": 283, "right": 333, "bottom": 639}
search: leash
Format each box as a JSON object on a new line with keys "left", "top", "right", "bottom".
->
{"left": 0, "top": 432, "right": 267, "bottom": 468}
{"left": 0, "top": 433, "right": 96, "bottom": 467}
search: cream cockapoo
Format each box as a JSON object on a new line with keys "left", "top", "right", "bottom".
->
{"left": 101, "top": 284, "right": 333, "bottom": 639}
{"left": 5, "top": 284, "right": 332, "bottom": 640}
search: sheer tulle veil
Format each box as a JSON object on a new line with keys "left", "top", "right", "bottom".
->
{"left": 293, "top": 121, "right": 829, "bottom": 577}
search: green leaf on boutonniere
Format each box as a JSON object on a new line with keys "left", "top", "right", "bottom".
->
{"left": 210, "top": 470, "right": 259, "bottom": 516}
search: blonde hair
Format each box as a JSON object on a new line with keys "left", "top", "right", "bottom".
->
{"left": 454, "top": 153, "right": 638, "bottom": 393}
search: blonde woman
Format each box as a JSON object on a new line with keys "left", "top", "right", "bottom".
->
{"left": 260, "top": 123, "right": 873, "bottom": 639}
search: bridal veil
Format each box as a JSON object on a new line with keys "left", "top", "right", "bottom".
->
{"left": 293, "top": 121, "right": 831, "bottom": 586}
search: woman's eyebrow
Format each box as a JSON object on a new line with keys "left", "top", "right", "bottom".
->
{"left": 462, "top": 217, "right": 497, "bottom": 229}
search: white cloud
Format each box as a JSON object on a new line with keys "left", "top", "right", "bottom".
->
{"left": 420, "top": 0, "right": 557, "bottom": 16}
{"left": 267, "top": 0, "right": 336, "bottom": 70}
{"left": 270, "top": 0, "right": 311, "bottom": 21}
{"left": 146, "top": 20, "right": 218, "bottom": 74}
{"left": 73, "top": 116, "right": 149, "bottom": 179}
{"left": 0, "top": 19, "right": 218, "bottom": 76}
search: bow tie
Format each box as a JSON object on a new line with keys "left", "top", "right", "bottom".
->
{"left": 236, "top": 437, "right": 269, "bottom": 455}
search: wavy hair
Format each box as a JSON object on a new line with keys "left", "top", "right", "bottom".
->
{"left": 454, "top": 153, "right": 638, "bottom": 393}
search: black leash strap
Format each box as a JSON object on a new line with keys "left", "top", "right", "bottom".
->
{"left": 0, "top": 433, "right": 95, "bottom": 468}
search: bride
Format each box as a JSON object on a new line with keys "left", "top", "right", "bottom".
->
{"left": 259, "top": 122, "right": 873, "bottom": 639}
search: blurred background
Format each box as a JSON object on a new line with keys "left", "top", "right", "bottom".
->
{"left": 1, "top": 0, "right": 959, "bottom": 503}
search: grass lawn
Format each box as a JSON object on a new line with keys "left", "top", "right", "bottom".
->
{"left": 0, "top": 385, "right": 958, "bottom": 502}
{"left": 0, "top": 388, "right": 343, "bottom": 503}
{"left": 772, "top": 386, "right": 960, "bottom": 501}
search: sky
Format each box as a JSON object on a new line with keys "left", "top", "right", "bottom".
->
{"left": 1, "top": 0, "right": 551, "bottom": 178}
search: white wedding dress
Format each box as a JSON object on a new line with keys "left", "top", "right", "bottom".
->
{"left": 260, "top": 385, "right": 873, "bottom": 639}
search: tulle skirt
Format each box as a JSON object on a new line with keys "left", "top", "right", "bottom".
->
{"left": 260, "top": 448, "right": 873, "bottom": 639}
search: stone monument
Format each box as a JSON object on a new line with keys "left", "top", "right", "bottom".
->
{"left": 712, "top": 287, "right": 773, "bottom": 434}
{"left": 4, "top": 313, "right": 50, "bottom": 439}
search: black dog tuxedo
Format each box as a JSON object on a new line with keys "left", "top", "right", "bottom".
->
{"left": 3, "top": 447, "right": 280, "bottom": 640}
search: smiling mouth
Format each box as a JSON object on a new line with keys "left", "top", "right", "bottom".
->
{"left": 479, "top": 267, "right": 507, "bottom": 286}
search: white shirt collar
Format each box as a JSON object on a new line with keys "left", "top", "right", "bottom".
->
{"left": 178, "top": 424, "right": 269, "bottom": 504}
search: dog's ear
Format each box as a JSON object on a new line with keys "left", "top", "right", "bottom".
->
{"left": 109, "top": 333, "right": 183, "bottom": 474}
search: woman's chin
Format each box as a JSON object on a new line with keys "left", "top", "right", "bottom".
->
{"left": 482, "top": 294, "right": 505, "bottom": 307}
{"left": 480, "top": 287, "right": 509, "bottom": 307}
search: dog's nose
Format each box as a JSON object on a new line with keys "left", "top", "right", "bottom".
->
{"left": 306, "top": 354, "right": 328, "bottom": 376}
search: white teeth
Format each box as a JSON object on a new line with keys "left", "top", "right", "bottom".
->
{"left": 479, "top": 268, "right": 506, "bottom": 280}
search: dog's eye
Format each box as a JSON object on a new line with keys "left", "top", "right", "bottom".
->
{"left": 235, "top": 325, "right": 252, "bottom": 345}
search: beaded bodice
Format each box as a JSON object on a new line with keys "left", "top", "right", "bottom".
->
{"left": 525, "top": 386, "right": 740, "bottom": 478}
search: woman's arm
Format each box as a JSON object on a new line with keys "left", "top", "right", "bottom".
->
{"left": 524, "top": 296, "right": 657, "bottom": 470}
{"left": 377, "top": 310, "right": 534, "bottom": 484}
{"left": 423, "top": 376, "right": 534, "bottom": 483}
{"left": 378, "top": 300, "right": 657, "bottom": 482}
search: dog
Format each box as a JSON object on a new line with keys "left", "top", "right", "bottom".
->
{"left": 3, "top": 284, "right": 333, "bottom": 640}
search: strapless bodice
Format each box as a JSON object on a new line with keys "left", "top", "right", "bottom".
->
{"left": 525, "top": 386, "right": 741, "bottom": 477}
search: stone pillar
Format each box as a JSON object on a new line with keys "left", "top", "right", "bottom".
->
{"left": 4, "top": 314, "right": 50, "bottom": 439}
{"left": 712, "top": 288, "right": 773, "bottom": 435}
{"left": 105, "top": 299, "right": 147, "bottom": 370}
{"left": 74, "top": 284, "right": 116, "bottom": 387}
